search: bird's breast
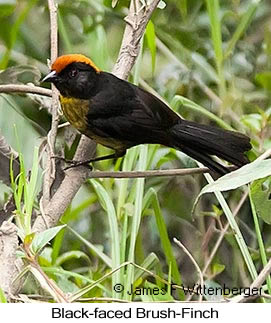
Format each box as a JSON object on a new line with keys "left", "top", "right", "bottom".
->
{"left": 59, "top": 95, "right": 126, "bottom": 151}
{"left": 60, "top": 95, "right": 89, "bottom": 132}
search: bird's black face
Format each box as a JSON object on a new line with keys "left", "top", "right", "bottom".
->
{"left": 42, "top": 62, "right": 98, "bottom": 99}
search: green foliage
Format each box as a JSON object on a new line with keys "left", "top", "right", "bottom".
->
{"left": 196, "top": 159, "right": 271, "bottom": 199}
{"left": 149, "top": 188, "right": 184, "bottom": 299}
{"left": 205, "top": 0, "right": 226, "bottom": 96}
{"left": 1, "top": 0, "right": 271, "bottom": 303}
{"left": 0, "top": 286, "right": 7, "bottom": 303}
{"left": 255, "top": 72, "right": 271, "bottom": 91}
{"left": 31, "top": 225, "right": 66, "bottom": 254}
{"left": 10, "top": 144, "right": 40, "bottom": 238}
{"left": 250, "top": 177, "right": 271, "bottom": 225}
{"left": 145, "top": 21, "right": 156, "bottom": 74}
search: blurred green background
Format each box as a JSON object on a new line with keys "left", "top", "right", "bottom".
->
{"left": 1, "top": 0, "right": 271, "bottom": 301}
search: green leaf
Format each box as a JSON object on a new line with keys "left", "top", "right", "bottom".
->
{"left": 43, "top": 266, "right": 108, "bottom": 291}
{"left": 0, "top": 0, "right": 37, "bottom": 69}
{"left": 205, "top": 0, "right": 226, "bottom": 95}
{"left": 55, "top": 250, "right": 90, "bottom": 266}
{"left": 125, "top": 145, "right": 148, "bottom": 300}
{"left": 249, "top": 186, "right": 271, "bottom": 294}
{"left": 90, "top": 179, "right": 120, "bottom": 298}
{"left": 24, "top": 146, "right": 39, "bottom": 234}
{"left": 134, "top": 253, "right": 159, "bottom": 282}
{"left": 24, "top": 232, "right": 35, "bottom": 247}
{"left": 178, "top": 0, "right": 187, "bottom": 20}
{"left": 16, "top": 250, "right": 26, "bottom": 259}
{"left": 241, "top": 114, "right": 262, "bottom": 132}
{"left": 200, "top": 173, "right": 257, "bottom": 281}
{"left": 196, "top": 159, "right": 271, "bottom": 202}
{"left": 255, "top": 72, "right": 271, "bottom": 91}
{"left": 206, "top": 0, "right": 223, "bottom": 65}
{"left": 65, "top": 225, "right": 112, "bottom": 268}
{"left": 0, "top": 286, "right": 7, "bottom": 303}
{"left": 151, "top": 188, "right": 184, "bottom": 300}
{"left": 250, "top": 177, "right": 271, "bottom": 224}
{"left": 39, "top": 247, "right": 53, "bottom": 267}
{"left": 58, "top": 11, "right": 73, "bottom": 53}
{"left": 224, "top": 1, "right": 259, "bottom": 60}
{"left": 31, "top": 225, "right": 66, "bottom": 254}
{"left": 145, "top": 20, "right": 156, "bottom": 74}
{"left": 212, "top": 263, "right": 225, "bottom": 276}
{"left": 55, "top": 275, "right": 79, "bottom": 294}
{"left": 0, "top": 1, "right": 16, "bottom": 18}
{"left": 171, "top": 95, "right": 233, "bottom": 130}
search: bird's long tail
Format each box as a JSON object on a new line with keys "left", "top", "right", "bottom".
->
{"left": 169, "top": 120, "right": 251, "bottom": 175}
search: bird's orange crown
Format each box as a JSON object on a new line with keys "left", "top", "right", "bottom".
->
{"left": 51, "top": 54, "right": 100, "bottom": 74}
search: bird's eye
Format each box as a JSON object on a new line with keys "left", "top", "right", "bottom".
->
{"left": 69, "top": 69, "right": 78, "bottom": 78}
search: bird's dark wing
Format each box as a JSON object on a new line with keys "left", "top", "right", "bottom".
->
{"left": 85, "top": 73, "right": 180, "bottom": 147}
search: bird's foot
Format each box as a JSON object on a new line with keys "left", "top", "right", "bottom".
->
{"left": 64, "top": 160, "right": 93, "bottom": 171}
{"left": 51, "top": 155, "right": 93, "bottom": 171}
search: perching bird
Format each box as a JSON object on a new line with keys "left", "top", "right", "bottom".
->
{"left": 42, "top": 54, "right": 251, "bottom": 175}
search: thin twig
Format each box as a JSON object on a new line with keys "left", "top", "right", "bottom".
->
{"left": 202, "top": 189, "right": 249, "bottom": 277}
{"left": 0, "top": 84, "right": 52, "bottom": 97}
{"left": 173, "top": 237, "right": 204, "bottom": 302}
{"left": 87, "top": 167, "right": 213, "bottom": 178}
{"left": 185, "top": 189, "right": 249, "bottom": 302}
{"left": 42, "top": 0, "right": 59, "bottom": 206}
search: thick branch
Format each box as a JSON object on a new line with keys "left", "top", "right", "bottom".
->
{"left": 0, "top": 222, "right": 19, "bottom": 300}
{"left": 33, "top": 136, "right": 95, "bottom": 232}
{"left": 113, "top": 0, "right": 161, "bottom": 79}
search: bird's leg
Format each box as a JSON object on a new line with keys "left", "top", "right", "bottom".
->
{"left": 60, "top": 150, "right": 126, "bottom": 170}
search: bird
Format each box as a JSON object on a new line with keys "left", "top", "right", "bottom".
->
{"left": 42, "top": 54, "right": 252, "bottom": 175}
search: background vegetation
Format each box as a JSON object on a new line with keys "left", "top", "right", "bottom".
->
{"left": 0, "top": 0, "right": 271, "bottom": 302}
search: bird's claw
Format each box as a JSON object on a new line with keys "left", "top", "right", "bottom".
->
{"left": 51, "top": 155, "right": 93, "bottom": 171}
{"left": 63, "top": 161, "right": 93, "bottom": 171}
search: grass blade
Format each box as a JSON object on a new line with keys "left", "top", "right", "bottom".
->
{"left": 205, "top": 0, "right": 226, "bottom": 96}
{"left": 151, "top": 188, "right": 185, "bottom": 300}
{"left": 203, "top": 172, "right": 257, "bottom": 280}
{"left": 90, "top": 179, "right": 120, "bottom": 298}
{"left": 224, "top": 1, "right": 260, "bottom": 60}
{"left": 124, "top": 145, "right": 148, "bottom": 300}
{"left": 249, "top": 187, "right": 271, "bottom": 295}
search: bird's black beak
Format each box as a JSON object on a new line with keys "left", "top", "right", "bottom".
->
{"left": 41, "top": 70, "right": 57, "bottom": 83}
